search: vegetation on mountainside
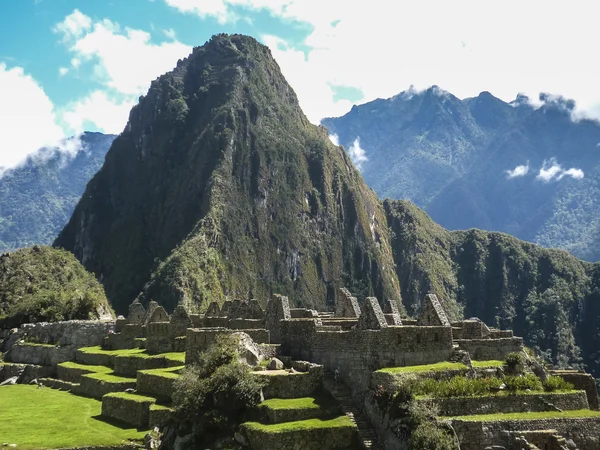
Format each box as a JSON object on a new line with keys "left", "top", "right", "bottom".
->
{"left": 0, "top": 246, "right": 112, "bottom": 328}
{"left": 0, "top": 385, "right": 145, "bottom": 448}
{"left": 172, "top": 334, "right": 266, "bottom": 445}
{"left": 0, "top": 132, "right": 115, "bottom": 252}
{"left": 384, "top": 199, "right": 600, "bottom": 376}
{"left": 57, "top": 34, "right": 400, "bottom": 314}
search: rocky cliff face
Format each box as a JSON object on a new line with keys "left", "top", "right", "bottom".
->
{"left": 55, "top": 34, "right": 400, "bottom": 315}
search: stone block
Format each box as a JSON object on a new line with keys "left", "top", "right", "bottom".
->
{"left": 335, "top": 288, "right": 361, "bottom": 318}
{"left": 417, "top": 293, "right": 451, "bottom": 327}
{"left": 101, "top": 392, "right": 156, "bottom": 428}
{"left": 356, "top": 297, "right": 387, "bottom": 330}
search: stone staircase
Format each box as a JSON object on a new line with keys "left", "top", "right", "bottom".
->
{"left": 323, "top": 373, "right": 382, "bottom": 450}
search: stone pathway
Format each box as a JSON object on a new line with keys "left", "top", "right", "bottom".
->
{"left": 323, "top": 373, "right": 383, "bottom": 450}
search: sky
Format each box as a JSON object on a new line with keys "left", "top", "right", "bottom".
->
{"left": 1, "top": 0, "right": 599, "bottom": 170}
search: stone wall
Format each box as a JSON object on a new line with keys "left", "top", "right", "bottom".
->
{"left": 281, "top": 320, "right": 454, "bottom": 391}
{"left": 455, "top": 337, "right": 523, "bottom": 360}
{"left": 185, "top": 327, "right": 270, "bottom": 365}
{"left": 419, "top": 391, "right": 589, "bottom": 416}
{"left": 2, "top": 320, "right": 114, "bottom": 355}
{"left": 137, "top": 370, "right": 179, "bottom": 400}
{"left": 0, "top": 362, "right": 53, "bottom": 383}
{"left": 451, "top": 416, "right": 600, "bottom": 450}
{"left": 550, "top": 370, "right": 600, "bottom": 410}
{"left": 101, "top": 393, "right": 155, "bottom": 428}
{"left": 5, "top": 343, "right": 73, "bottom": 367}
{"left": 255, "top": 364, "right": 324, "bottom": 399}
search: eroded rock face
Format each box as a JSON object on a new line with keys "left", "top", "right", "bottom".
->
{"left": 233, "top": 332, "right": 265, "bottom": 366}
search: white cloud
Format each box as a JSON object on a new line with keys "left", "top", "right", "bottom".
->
{"left": 58, "top": 67, "right": 69, "bottom": 76}
{"left": 60, "top": 90, "right": 135, "bottom": 135}
{"left": 328, "top": 133, "right": 339, "bottom": 146}
{"left": 348, "top": 137, "right": 368, "bottom": 170}
{"left": 558, "top": 168, "right": 585, "bottom": 180}
{"left": 165, "top": 0, "right": 600, "bottom": 124}
{"left": 0, "top": 63, "right": 65, "bottom": 170}
{"left": 506, "top": 163, "right": 529, "bottom": 179}
{"left": 53, "top": 9, "right": 91, "bottom": 41}
{"left": 54, "top": 13, "right": 192, "bottom": 96}
{"left": 53, "top": 10, "right": 193, "bottom": 135}
{"left": 537, "top": 158, "right": 584, "bottom": 182}
{"left": 163, "top": 28, "right": 177, "bottom": 40}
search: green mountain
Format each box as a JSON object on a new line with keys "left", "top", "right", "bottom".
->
{"left": 55, "top": 34, "right": 401, "bottom": 315}
{"left": 55, "top": 34, "right": 600, "bottom": 377}
{"left": 0, "top": 245, "right": 113, "bottom": 328}
{"left": 0, "top": 132, "right": 116, "bottom": 252}
{"left": 322, "top": 88, "right": 600, "bottom": 262}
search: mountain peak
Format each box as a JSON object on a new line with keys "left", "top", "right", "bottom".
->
{"left": 56, "top": 34, "right": 400, "bottom": 313}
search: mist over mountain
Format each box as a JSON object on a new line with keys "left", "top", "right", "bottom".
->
{"left": 322, "top": 88, "right": 600, "bottom": 261}
{"left": 0, "top": 132, "right": 115, "bottom": 252}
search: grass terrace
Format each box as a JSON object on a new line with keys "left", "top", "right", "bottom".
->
{"left": 58, "top": 361, "right": 113, "bottom": 373}
{"left": 448, "top": 409, "right": 600, "bottom": 422}
{"left": 78, "top": 346, "right": 147, "bottom": 356}
{"left": 0, "top": 385, "right": 146, "bottom": 448}
{"left": 260, "top": 397, "right": 323, "bottom": 411}
{"left": 103, "top": 391, "right": 157, "bottom": 403}
{"left": 138, "top": 365, "right": 184, "bottom": 379}
{"left": 242, "top": 416, "right": 356, "bottom": 433}
{"left": 471, "top": 360, "right": 505, "bottom": 368}
{"left": 82, "top": 372, "right": 136, "bottom": 383}
{"left": 377, "top": 361, "right": 466, "bottom": 374}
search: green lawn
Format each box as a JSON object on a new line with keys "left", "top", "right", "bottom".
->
{"left": 448, "top": 409, "right": 600, "bottom": 421}
{"left": 78, "top": 346, "right": 146, "bottom": 356}
{"left": 243, "top": 416, "right": 356, "bottom": 432}
{"left": 58, "top": 361, "right": 113, "bottom": 373}
{"left": 471, "top": 360, "right": 505, "bottom": 368}
{"left": 377, "top": 361, "right": 467, "bottom": 374}
{"left": 138, "top": 365, "right": 184, "bottom": 379}
{"left": 0, "top": 385, "right": 146, "bottom": 448}
{"left": 260, "top": 397, "right": 322, "bottom": 411}
{"left": 103, "top": 392, "right": 157, "bottom": 403}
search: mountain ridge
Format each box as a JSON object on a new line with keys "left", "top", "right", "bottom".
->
{"left": 322, "top": 88, "right": 600, "bottom": 261}
{"left": 0, "top": 132, "right": 116, "bottom": 253}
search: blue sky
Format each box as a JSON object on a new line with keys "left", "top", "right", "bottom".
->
{"left": 0, "top": 0, "right": 599, "bottom": 169}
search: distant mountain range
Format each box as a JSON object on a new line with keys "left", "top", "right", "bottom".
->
{"left": 0, "top": 132, "right": 116, "bottom": 252}
{"left": 322, "top": 87, "right": 600, "bottom": 261}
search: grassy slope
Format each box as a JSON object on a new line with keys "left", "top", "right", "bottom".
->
{"left": 0, "top": 385, "right": 146, "bottom": 448}
{"left": 0, "top": 246, "right": 112, "bottom": 328}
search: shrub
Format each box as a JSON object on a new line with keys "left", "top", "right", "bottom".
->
{"left": 505, "top": 352, "right": 526, "bottom": 374}
{"left": 543, "top": 376, "right": 574, "bottom": 392}
{"left": 413, "top": 376, "right": 503, "bottom": 398}
{"left": 503, "top": 374, "right": 543, "bottom": 392}
{"left": 410, "top": 421, "right": 457, "bottom": 450}
{"left": 172, "top": 335, "right": 266, "bottom": 443}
